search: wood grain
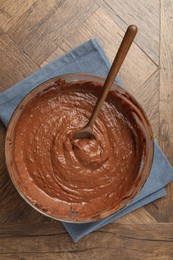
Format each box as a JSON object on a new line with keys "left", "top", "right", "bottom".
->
{"left": 0, "top": 0, "right": 37, "bottom": 32}
{"left": 96, "top": 0, "right": 160, "bottom": 65}
{"left": 117, "top": 207, "right": 157, "bottom": 224}
{"left": 152, "top": 0, "right": 173, "bottom": 222}
{"left": 60, "top": 8, "right": 158, "bottom": 91}
{"left": 133, "top": 70, "right": 160, "bottom": 139}
{"left": 159, "top": 0, "right": 173, "bottom": 166}
{"left": 0, "top": 30, "right": 38, "bottom": 91}
{"left": 0, "top": 223, "right": 172, "bottom": 259}
{"left": 0, "top": 0, "right": 173, "bottom": 258}
{"left": 7, "top": 0, "right": 99, "bottom": 65}
{"left": 144, "top": 0, "right": 173, "bottom": 224}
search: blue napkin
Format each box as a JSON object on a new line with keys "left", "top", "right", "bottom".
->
{"left": 0, "top": 39, "right": 172, "bottom": 242}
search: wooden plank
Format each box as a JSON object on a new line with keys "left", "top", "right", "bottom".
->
{"left": 59, "top": 7, "right": 158, "bottom": 93}
{"left": 96, "top": 0, "right": 160, "bottom": 65}
{"left": 159, "top": 0, "right": 173, "bottom": 165}
{"left": 7, "top": 0, "right": 98, "bottom": 65}
{"left": 117, "top": 207, "right": 157, "bottom": 224}
{"left": 133, "top": 70, "right": 160, "bottom": 139}
{"left": 0, "top": 251, "right": 171, "bottom": 260}
{"left": 0, "top": 223, "right": 172, "bottom": 259}
{"left": 0, "top": 0, "right": 37, "bottom": 32}
{"left": 0, "top": 223, "right": 65, "bottom": 237}
{"left": 145, "top": 0, "right": 173, "bottom": 223}
{"left": 0, "top": 31, "right": 38, "bottom": 91}
{"left": 41, "top": 26, "right": 93, "bottom": 67}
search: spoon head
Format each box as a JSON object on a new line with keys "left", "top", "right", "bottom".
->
{"left": 73, "top": 126, "right": 95, "bottom": 140}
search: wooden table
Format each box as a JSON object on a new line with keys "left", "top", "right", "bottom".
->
{"left": 0, "top": 0, "right": 173, "bottom": 259}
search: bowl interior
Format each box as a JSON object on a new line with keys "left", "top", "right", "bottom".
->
{"left": 5, "top": 73, "right": 154, "bottom": 223}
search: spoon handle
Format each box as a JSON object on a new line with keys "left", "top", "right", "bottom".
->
{"left": 87, "top": 25, "right": 138, "bottom": 128}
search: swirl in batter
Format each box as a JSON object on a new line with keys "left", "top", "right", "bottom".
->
{"left": 14, "top": 80, "right": 144, "bottom": 221}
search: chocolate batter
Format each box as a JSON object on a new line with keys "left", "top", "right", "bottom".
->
{"left": 14, "top": 80, "right": 145, "bottom": 222}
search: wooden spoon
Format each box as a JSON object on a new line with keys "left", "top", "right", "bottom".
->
{"left": 73, "top": 25, "right": 138, "bottom": 140}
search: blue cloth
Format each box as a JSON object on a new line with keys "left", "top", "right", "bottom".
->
{"left": 0, "top": 39, "right": 172, "bottom": 242}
